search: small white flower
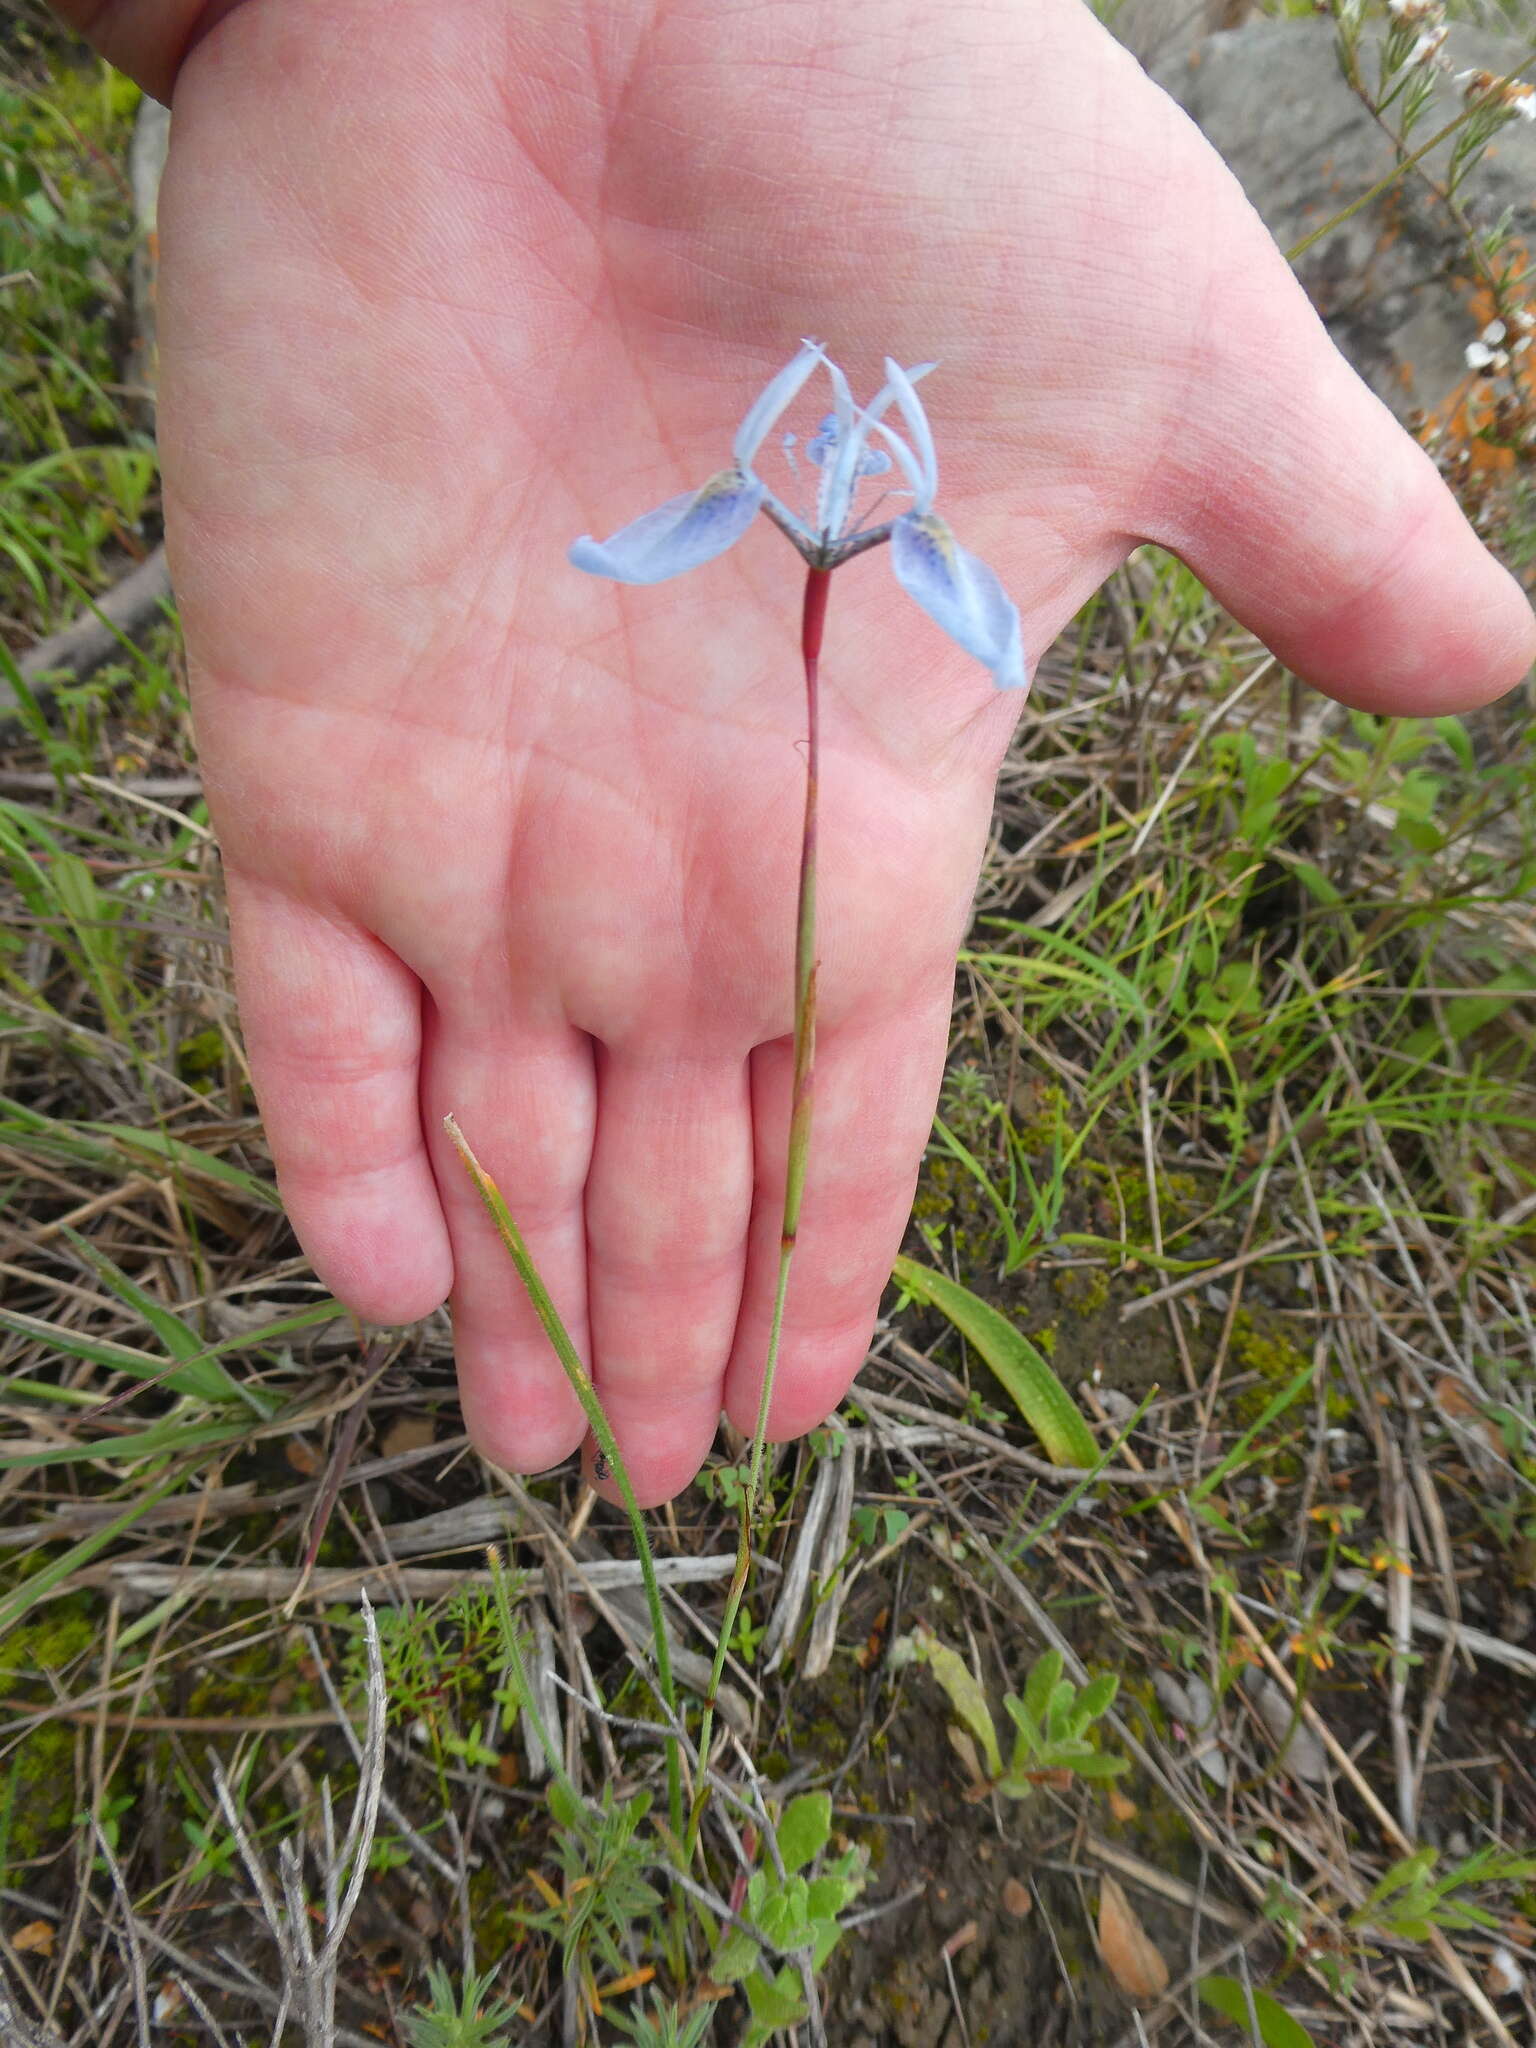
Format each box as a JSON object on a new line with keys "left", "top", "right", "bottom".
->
{"left": 1409, "top": 24, "right": 1449, "bottom": 64}
{"left": 1511, "top": 85, "right": 1536, "bottom": 120}
{"left": 1465, "top": 341, "right": 1497, "bottom": 369}
{"left": 1482, "top": 319, "right": 1508, "bottom": 345}
{"left": 1388, "top": 0, "right": 1442, "bottom": 18}
{"left": 1514, "top": 306, "right": 1536, "bottom": 330}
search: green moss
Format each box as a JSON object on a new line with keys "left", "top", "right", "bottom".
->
{"left": 176, "top": 1025, "right": 226, "bottom": 1083}
{"left": 1033, "top": 1324, "right": 1058, "bottom": 1357}
{"left": 0, "top": 1605, "right": 93, "bottom": 1678}
{"left": 467, "top": 1865, "right": 521, "bottom": 1966}
{"left": 1053, "top": 1265, "right": 1111, "bottom": 1316}
{"left": 1078, "top": 1158, "right": 1199, "bottom": 1241}
{"left": 1229, "top": 1309, "right": 1349, "bottom": 1425}
{"left": 1011, "top": 1081, "right": 1071, "bottom": 1159}
{"left": 0, "top": 1604, "right": 98, "bottom": 1865}
{"left": 913, "top": 1155, "right": 1008, "bottom": 1269}
{"left": 0, "top": 1720, "right": 77, "bottom": 1866}
{"left": 183, "top": 1622, "right": 318, "bottom": 1720}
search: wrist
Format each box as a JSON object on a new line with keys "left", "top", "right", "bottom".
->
{"left": 49, "top": 0, "right": 247, "bottom": 102}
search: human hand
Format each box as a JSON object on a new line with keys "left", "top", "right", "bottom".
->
{"left": 100, "top": 0, "right": 1535, "bottom": 1503}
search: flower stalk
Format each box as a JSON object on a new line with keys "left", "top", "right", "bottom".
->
{"left": 690, "top": 568, "right": 830, "bottom": 1839}
{"left": 759, "top": 562, "right": 830, "bottom": 1485}
{"left": 450, "top": 341, "right": 1033, "bottom": 1866}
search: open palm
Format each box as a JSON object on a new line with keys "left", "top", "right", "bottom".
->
{"left": 147, "top": 0, "right": 1532, "bottom": 1503}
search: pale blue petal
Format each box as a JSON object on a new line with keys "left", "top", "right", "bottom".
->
{"left": 882, "top": 359, "right": 939, "bottom": 513}
{"left": 733, "top": 341, "right": 824, "bottom": 469}
{"left": 891, "top": 513, "right": 1028, "bottom": 691}
{"left": 819, "top": 360, "right": 938, "bottom": 538}
{"left": 569, "top": 470, "right": 764, "bottom": 586}
{"left": 816, "top": 360, "right": 863, "bottom": 538}
{"left": 869, "top": 417, "right": 926, "bottom": 501}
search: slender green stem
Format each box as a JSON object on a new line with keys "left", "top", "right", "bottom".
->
{"left": 1284, "top": 70, "right": 1535, "bottom": 267}
{"left": 442, "top": 1113, "right": 682, "bottom": 1838}
{"left": 691, "top": 566, "right": 830, "bottom": 1848}
{"left": 754, "top": 562, "right": 827, "bottom": 1483}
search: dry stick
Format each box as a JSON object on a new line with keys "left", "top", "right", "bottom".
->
{"left": 694, "top": 564, "right": 831, "bottom": 1833}
{"left": 1333, "top": 1570, "right": 1536, "bottom": 1681}
{"left": 211, "top": 1593, "right": 388, "bottom": 2047}
{"left": 1120, "top": 1234, "right": 1300, "bottom": 1322}
{"left": 1384, "top": 1438, "right": 1416, "bottom": 1841}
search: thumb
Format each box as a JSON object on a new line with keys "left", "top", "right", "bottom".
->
{"left": 1147, "top": 209, "right": 1534, "bottom": 715}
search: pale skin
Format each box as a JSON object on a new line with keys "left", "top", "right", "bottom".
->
{"left": 61, "top": 0, "right": 1536, "bottom": 1505}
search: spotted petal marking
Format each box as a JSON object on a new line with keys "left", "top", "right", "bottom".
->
{"left": 891, "top": 512, "right": 1028, "bottom": 692}
{"left": 569, "top": 469, "right": 765, "bottom": 586}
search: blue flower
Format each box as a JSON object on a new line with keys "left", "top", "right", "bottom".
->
{"left": 568, "top": 343, "right": 1027, "bottom": 692}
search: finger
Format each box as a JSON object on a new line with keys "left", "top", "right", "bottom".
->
{"left": 583, "top": 1048, "right": 754, "bottom": 1507}
{"left": 1149, "top": 200, "right": 1536, "bottom": 713}
{"left": 422, "top": 1005, "right": 596, "bottom": 1476}
{"left": 226, "top": 872, "right": 451, "bottom": 1324}
{"left": 723, "top": 1001, "right": 950, "bottom": 1441}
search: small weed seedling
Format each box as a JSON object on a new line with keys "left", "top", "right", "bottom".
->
{"left": 899, "top": 1630, "right": 1127, "bottom": 1796}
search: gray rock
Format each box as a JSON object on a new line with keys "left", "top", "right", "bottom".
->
{"left": 1146, "top": 17, "right": 1536, "bottom": 418}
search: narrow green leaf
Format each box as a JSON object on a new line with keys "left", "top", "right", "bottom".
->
{"left": 1188, "top": 1361, "right": 1313, "bottom": 1503}
{"left": 911, "top": 1632, "right": 1003, "bottom": 1780}
{"left": 1, "top": 1414, "right": 257, "bottom": 1469}
{"left": 1076, "top": 1673, "right": 1119, "bottom": 1723}
{"left": 57, "top": 1225, "right": 252, "bottom": 1409}
{"left": 1290, "top": 861, "right": 1343, "bottom": 908}
{"left": 1045, "top": 1678, "right": 1075, "bottom": 1739}
{"left": 892, "top": 1256, "right": 1098, "bottom": 1468}
{"left": 0, "top": 1473, "right": 180, "bottom": 1638}
{"left": 1431, "top": 715, "right": 1474, "bottom": 773}
{"left": 1023, "top": 1648, "right": 1063, "bottom": 1726}
{"left": 0, "top": 1091, "right": 280, "bottom": 1209}
{"left": 1059, "top": 1751, "right": 1130, "bottom": 1779}
{"left": 83, "top": 1122, "right": 281, "bottom": 1207}
{"left": 1199, "top": 1975, "right": 1316, "bottom": 2048}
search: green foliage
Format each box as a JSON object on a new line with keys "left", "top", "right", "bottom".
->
{"left": 900, "top": 1632, "right": 1127, "bottom": 1795}
{"left": 608, "top": 1998, "right": 714, "bottom": 2048}
{"left": 1351, "top": 1844, "right": 1536, "bottom": 1944}
{"left": 997, "top": 1648, "right": 1129, "bottom": 1791}
{"left": 0, "top": 58, "right": 153, "bottom": 635}
{"left": 710, "top": 1792, "right": 868, "bottom": 2048}
{"left": 851, "top": 1503, "right": 911, "bottom": 1548}
{"left": 344, "top": 1584, "right": 512, "bottom": 1793}
{"left": 523, "top": 1779, "right": 665, "bottom": 1983}
{"left": 1199, "top": 1975, "right": 1316, "bottom": 2048}
{"left": 892, "top": 1255, "right": 1099, "bottom": 1468}
{"left": 403, "top": 1963, "right": 518, "bottom": 2048}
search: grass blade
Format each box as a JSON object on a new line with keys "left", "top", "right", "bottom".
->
{"left": 892, "top": 1254, "right": 1099, "bottom": 1468}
